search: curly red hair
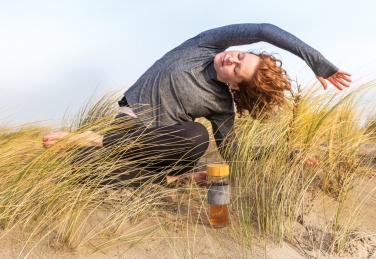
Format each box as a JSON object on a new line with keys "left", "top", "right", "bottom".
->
{"left": 231, "top": 52, "right": 291, "bottom": 118}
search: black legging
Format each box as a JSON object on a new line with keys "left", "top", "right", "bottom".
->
{"left": 81, "top": 113, "right": 209, "bottom": 187}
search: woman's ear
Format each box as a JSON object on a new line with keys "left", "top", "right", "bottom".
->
{"left": 229, "top": 84, "right": 240, "bottom": 91}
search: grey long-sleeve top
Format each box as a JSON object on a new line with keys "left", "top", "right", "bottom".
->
{"left": 125, "top": 23, "right": 338, "bottom": 159}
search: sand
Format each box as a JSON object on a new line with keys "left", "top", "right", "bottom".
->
{"left": 1, "top": 146, "right": 376, "bottom": 259}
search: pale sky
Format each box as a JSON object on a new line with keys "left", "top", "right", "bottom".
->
{"left": 1, "top": 0, "right": 376, "bottom": 124}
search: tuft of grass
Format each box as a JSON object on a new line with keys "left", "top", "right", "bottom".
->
{"left": 0, "top": 82, "right": 376, "bottom": 257}
{"left": 364, "top": 116, "right": 376, "bottom": 142}
{"left": 227, "top": 80, "right": 376, "bottom": 254}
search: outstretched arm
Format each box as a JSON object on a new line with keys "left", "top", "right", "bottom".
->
{"left": 198, "top": 24, "right": 337, "bottom": 77}
{"left": 198, "top": 23, "right": 351, "bottom": 89}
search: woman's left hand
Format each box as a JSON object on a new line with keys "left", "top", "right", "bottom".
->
{"left": 305, "top": 156, "right": 320, "bottom": 167}
{"left": 316, "top": 69, "right": 352, "bottom": 91}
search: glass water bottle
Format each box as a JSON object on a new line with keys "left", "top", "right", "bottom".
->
{"left": 207, "top": 164, "right": 230, "bottom": 228}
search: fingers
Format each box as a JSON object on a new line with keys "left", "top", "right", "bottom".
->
{"left": 335, "top": 77, "right": 352, "bottom": 87}
{"left": 305, "top": 157, "right": 320, "bottom": 167}
{"left": 316, "top": 76, "right": 328, "bottom": 90}
{"left": 335, "top": 75, "right": 351, "bottom": 85}
{"left": 317, "top": 70, "right": 352, "bottom": 91}
{"left": 328, "top": 77, "right": 344, "bottom": 91}
{"left": 329, "top": 70, "right": 352, "bottom": 91}
{"left": 337, "top": 69, "right": 352, "bottom": 77}
{"left": 334, "top": 71, "right": 351, "bottom": 84}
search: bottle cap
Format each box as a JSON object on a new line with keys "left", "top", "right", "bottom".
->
{"left": 206, "top": 164, "right": 229, "bottom": 176}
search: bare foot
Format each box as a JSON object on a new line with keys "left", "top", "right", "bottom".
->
{"left": 42, "top": 131, "right": 70, "bottom": 148}
{"left": 42, "top": 131, "right": 103, "bottom": 151}
{"left": 166, "top": 175, "right": 180, "bottom": 184}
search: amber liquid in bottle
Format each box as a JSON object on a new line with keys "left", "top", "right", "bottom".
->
{"left": 207, "top": 164, "right": 230, "bottom": 228}
{"left": 209, "top": 204, "right": 229, "bottom": 228}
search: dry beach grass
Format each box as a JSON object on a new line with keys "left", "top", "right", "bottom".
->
{"left": 0, "top": 81, "right": 376, "bottom": 258}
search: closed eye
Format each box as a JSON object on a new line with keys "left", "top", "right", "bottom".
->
{"left": 234, "top": 65, "right": 239, "bottom": 75}
{"left": 234, "top": 53, "right": 244, "bottom": 75}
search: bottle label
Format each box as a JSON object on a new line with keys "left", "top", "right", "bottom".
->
{"left": 207, "top": 185, "right": 230, "bottom": 204}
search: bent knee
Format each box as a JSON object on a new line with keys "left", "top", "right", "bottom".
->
{"left": 178, "top": 122, "right": 209, "bottom": 151}
{"left": 180, "top": 121, "right": 208, "bottom": 138}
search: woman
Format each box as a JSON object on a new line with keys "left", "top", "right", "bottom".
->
{"left": 43, "top": 23, "right": 351, "bottom": 186}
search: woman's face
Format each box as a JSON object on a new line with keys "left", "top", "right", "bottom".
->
{"left": 213, "top": 51, "right": 260, "bottom": 90}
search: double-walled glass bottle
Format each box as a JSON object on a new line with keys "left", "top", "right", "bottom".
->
{"left": 207, "top": 164, "right": 230, "bottom": 228}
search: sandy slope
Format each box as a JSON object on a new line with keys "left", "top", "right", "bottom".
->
{"left": 1, "top": 148, "right": 376, "bottom": 258}
{"left": 0, "top": 214, "right": 306, "bottom": 259}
